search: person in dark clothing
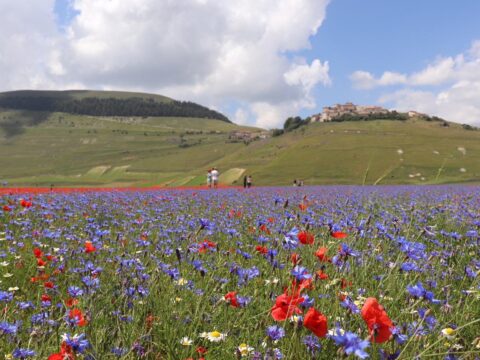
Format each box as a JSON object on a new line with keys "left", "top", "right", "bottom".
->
{"left": 246, "top": 175, "right": 252, "bottom": 188}
{"left": 243, "top": 175, "right": 247, "bottom": 188}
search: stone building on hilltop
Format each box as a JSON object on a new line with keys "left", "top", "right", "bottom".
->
{"left": 310, "top": 102, "right": 390, "bottom": 122}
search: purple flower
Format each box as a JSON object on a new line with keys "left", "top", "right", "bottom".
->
{"left": 0, "top": 321, "right": 18, "bottom": 336}
{"left": 68, "top": 286, "right": 84, "bottom": 298}
{"left": 330, "top": 330, "right": 370, "bottom": 359}
{"left": 0, "top": 291, "right": 13, "bottom": 303}
{"left": 291, "top": 266, "right": 312, "bottom": 281}
{"left": 62, "top": 333, "right": 90, "bottom": 353}
{"left": 303, "top": 335, "right": 321, "bottom": 353}
{"left": 12, "top": 349, "right": 36, "bottom": 359}
{"left": 266, "top": 325, "right": 285, "bottom": 341}
{"left": 340, "top": 297, "right": 360, "bottom": 314}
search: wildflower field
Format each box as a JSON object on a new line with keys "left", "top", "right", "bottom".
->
{"left": 0, "top": 186, "right": 479, "bottom": 359}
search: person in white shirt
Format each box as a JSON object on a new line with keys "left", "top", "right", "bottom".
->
{"left": 211, "top": 168, "right": 219, "bottom": 188}
{"left": 206, "top": 169, "right": 212, "bottom": 188}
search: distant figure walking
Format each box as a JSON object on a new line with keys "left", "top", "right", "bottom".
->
{"left": 243, "top": 175, "right": 247, "bottom": 189}
{"left": 207, "top": 169, "right": 212, "bottom": 188}
{"left": 211, "top": 167, "right": 219, "bottom": 189}
{"left": 246, "top": 175, "right": 252, "bottom": 188}
{"left": 293, "top": 179, "right": 298, "bottom": 186}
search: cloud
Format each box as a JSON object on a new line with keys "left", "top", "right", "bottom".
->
{"left": 0, "top": 0, "right": 58, "bottom": 89}
{"left": 353, "top": 40, "right": 480, "bottom": 124}
{"left": 0, "top": 0, "right": 331, "bottom": 128}
{"left": 350, "top": 71, "right": 406, "bottom": 89}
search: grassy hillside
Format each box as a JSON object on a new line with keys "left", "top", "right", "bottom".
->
{"left": 0, "top": 110, "right": 260, "bottom": 186}
{"left": 225, "top": 119, "right": 480, "bottom": 185}
{"left": 1, "top": 103, "right": 479, "bottom": 186}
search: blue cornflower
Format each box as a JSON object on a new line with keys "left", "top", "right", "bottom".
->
{"left": 111, "top": 347, "right": 128, "bottom": 356}
{"left": 465, "top": 266, "right": 477, "bottom": 278}
{"left": 62, "top": 333, "right": 90, "bottom": 353}
{"left": 237, "top": 295, "right": 252, "bottom": 307}
{"left": 406, "top": 282, "right": 426, "bottom": 298}
{"left": 0, "top": 290, "right": 13, "bottom": 302}
{"left": 400, "top": 262, "right": 420, "bottom": 272}
{"left": 12, "top": 348, "right": 36, "bottom": 359}
{"left": 339, "top": 243, "right": 358, "bottom": 257}
{"left": 407, "top": 282, "right": 442, "bottom": 304}
{"left": 300, "top": 294, "right": 315, "bottom": 309}
{"left": 17, "top": 301, "right": 35, "bottom": 310}
{"left": 0, "top": 321, "right": 18, "bottom": 335}
{"left": 31, "top": 312, "right": 50, "bottom": 325}
{"left": 82, "top": 276, "right": 100, "bottom": 288}
{"left": 68, "top": 286, "right": 84, "bottom": 298}
{"left": 291, "top": 266, "right": 312, "bottom": 281}
{"left": 331, "top": 330, "right": 370, "bottom": 359}
{"left": 303, "top": 335, "right": 321, "bottom": 353}
{"left": 391, "top": 327, "right": 408, "bottom": 345}
{"left": 340, "top": 297, "right": 360, "bottom": 314}
{"left": 266, "top": 325, "right": 285, "bottom": 341}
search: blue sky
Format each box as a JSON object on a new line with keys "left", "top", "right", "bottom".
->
{"left": 3, "top": 0, "right": 479, "bottom": 127}
{"left": 302, "top": 0, "right": 480, "bottom": 116}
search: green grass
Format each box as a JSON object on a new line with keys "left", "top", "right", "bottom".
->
{"left": 1, "top": 111, "right": 480, "bottom": 186}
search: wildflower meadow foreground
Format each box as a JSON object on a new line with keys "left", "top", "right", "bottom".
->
{"left": 0, "top": 186, "right": 479, "bottom": 359}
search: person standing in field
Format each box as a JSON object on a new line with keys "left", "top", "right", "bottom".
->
{"left": 211, "top": 167, "right": 219, "bottom": 189}
{"left": 207, "top": 169, "right": 212, "bottom": 188}
{"left": 246, "top": 175, "right": 252, "bottom": 188}
{"left": 243, "top": 175, "right": 247, "bottom": 189}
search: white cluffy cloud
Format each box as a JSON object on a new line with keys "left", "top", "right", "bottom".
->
{"left": 0, "top": 0, "right": 332, "bottom": 128}
{"left": 351, "top": 41, "right": 480, "bottom": 124}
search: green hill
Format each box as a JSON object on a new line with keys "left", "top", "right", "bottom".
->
{"left": 0, "top": 90, "right": 229, "bottom": 122}
{"left": 1, "top": 90, "right": 479, "bottom": 186}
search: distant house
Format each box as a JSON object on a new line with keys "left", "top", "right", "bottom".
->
{"left": 229, "top": 131, "right": 254, "bottom": 141}
{"left": 408, "top": 111, "right": 427, "bottom": 118}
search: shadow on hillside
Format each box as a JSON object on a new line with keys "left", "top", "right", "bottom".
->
{"left": 0, "top": 111, "right": 50, "bottom": 138}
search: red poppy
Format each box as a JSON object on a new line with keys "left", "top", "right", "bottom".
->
{"left": 2, "top": 205, "right": 11, "bottom": 212}
{"left": 44, "top": 281, "right": 55, "bottom": 289}
{"left": 331, "top": 231, "right": 348, "bottom": 239}
{"left": 196, "top": 346, "right": 208, "bottom": 354}
{"left": 271, "top": 292, "right": 304, "bottom": 321}
{"left": 33, "top": 248, "right": 43, "bottom": 259}
{"left": 297, "top": 231, "right": 314, "bottom": 245}
{"left": 145, "top": 314, "right": 155, "bottom": 330}
{"left": 20, "top": 199, "right": 32, "bottom": 208}
{"left": 303, "top": 307, "right": 328, "bottom": 337}
{"left": 65, "top": 297, "right": 79, "bottom": 308}
{"left": 316, "top": 270, "right": 329, "bottom": 280}
{"left": 361, "top": 297, "right": 394, "bottom": 343}
{"left": 299, "top": 203, "right": 308, "bottom": 211}
{"left": 41, "top": 294, "right": 52, "bottom": 302}
{"left": 48, "top": 354, "right": 63, "bottom": 360}
{"left": 48, "top": 342, "right": 75, "bottom": 360}
{"left": 293, "top": 278, "right": 313, "bottom": 294}
{"left": 224, "top": 291, "right": 239, "bottom": 307}
{"left": 259, "top": 224, "right": 271, "bottom": 234}
{"left": 255, "top": 245, "right": 268, "bottom": 254}
{"left": 314, "top": 247, "right": 331, "bottom": 262}
{"left": 37, "top": 258, "right": 46, "bottom": 267}
{"left": 69, "top": 308, "right": 88, "bottom": 327}
{"left": 290, "top": 253, "right": 300, "bottom": 265}
{"left": 340, "top": 278, "right": 352, "bottom": 289}
{"left": 84, "top": 241, "right": 96, "bottom": 253}
{"left": 267, "top": 217, "right": 275, "bottom": 223}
